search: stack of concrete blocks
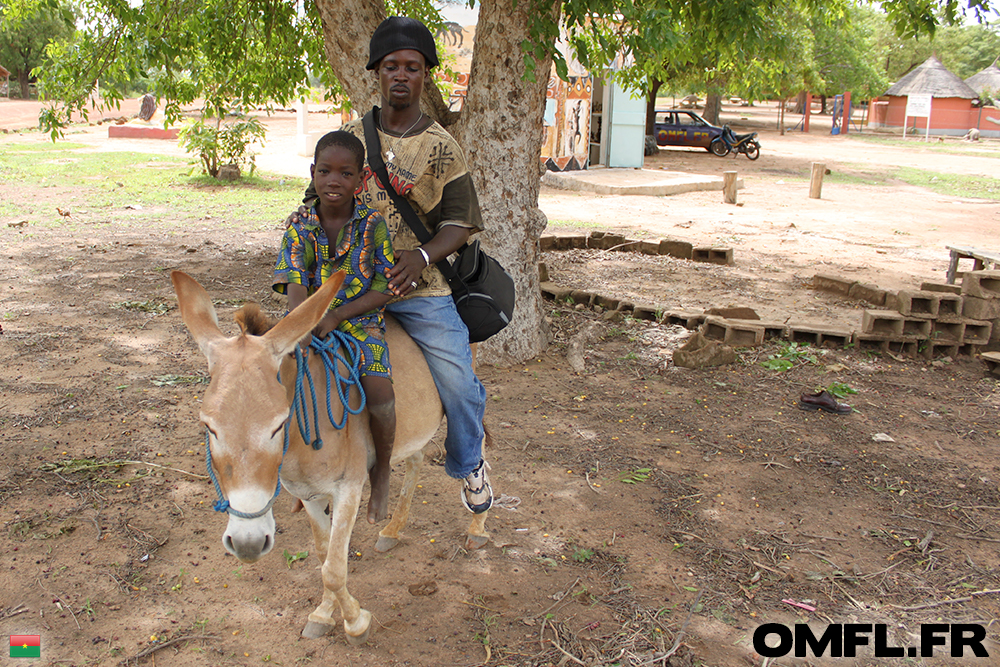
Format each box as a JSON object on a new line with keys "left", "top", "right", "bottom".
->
{"left": 855, "top": 272, "right": 996, "bottom": 359}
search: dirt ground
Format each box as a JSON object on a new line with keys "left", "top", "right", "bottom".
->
{"left": 1, "top": 101, "right": 1000, "bottom": 667}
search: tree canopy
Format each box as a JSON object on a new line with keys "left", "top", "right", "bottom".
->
{"left": 0, "top": 0, "right": 75, "bottom": 98}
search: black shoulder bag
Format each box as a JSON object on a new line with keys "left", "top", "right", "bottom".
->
{"left": 362, "top": 108, "right": 515, "bottom": 344}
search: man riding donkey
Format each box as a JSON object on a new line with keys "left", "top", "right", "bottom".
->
{"left": 291, "top": 16, "right": 494, "bottom": 521}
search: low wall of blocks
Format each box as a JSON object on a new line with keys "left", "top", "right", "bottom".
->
{"left": 539, "top": 232, "right": 734, "bottom": 265}
{"left": 539, "top": 265, "right": 1000, "bottom": 359}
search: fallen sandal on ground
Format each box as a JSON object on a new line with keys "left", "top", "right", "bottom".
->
{"left": 798, "top": 390, "right": 852, "bottom": 415}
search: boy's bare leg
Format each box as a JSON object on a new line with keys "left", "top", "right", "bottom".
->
{"left": 362, "top": 376, "right": 395, "bottom": 524}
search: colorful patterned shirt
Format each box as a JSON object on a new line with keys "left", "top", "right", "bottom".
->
{"left": 272, "top": 199, "right": 395, "bottom": 340}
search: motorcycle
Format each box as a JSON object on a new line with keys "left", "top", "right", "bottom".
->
{"left": 711, "top": 124, "right": 761, "bottom": 160}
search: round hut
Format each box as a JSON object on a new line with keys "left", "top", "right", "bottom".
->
{"left": 869, "top": 56, "right": 979, "bottom": 136}
{"left": 966, "top": 58, "right": 1000, "bottom": 97}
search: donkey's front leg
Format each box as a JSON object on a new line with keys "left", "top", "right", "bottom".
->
{"left": 302, "top": 484, "right": 372, "bottom": 644}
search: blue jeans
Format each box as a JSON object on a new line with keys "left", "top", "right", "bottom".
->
{"left": 385, "top": 296, "right": 486, "bottom": 479}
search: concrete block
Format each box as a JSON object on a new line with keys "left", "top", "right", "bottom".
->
{"left": 855, "top": 333, "right": 919, "bottom": 356}
{"left": 961, "top": 270, "right": 1000, "bottom": 299}
{"left": 569, "top": 290, "right": 595, "bottom": 306}
{"left": 639, "top": 241, "right": 660, "bottom": 255}
{"left": 902, "top": 318, "right": 932, "bottom": 337}
{"left": 594, "top": 295, "right": 620, "bottom": 311}
{"left": 862, "top": 310, "right": 904, "bottom": 335}
{"left": 659, "top": 239, "right": 693, "bottom": 260}
{"left": 895, "top": 290, "right": 940, "bottom": 317}
{"left": 632, "top": 305, "right": 658, "bottom": 321}
{"left": 962, "top": 319, "right": 992, "bottom": 344}
{"left": 959, "top": 342, "right": 984, "bottom": 357}
{"left": 567, "top": 235, "right": 588, "bottom": 249}
{"left": 962, "top": 296, "right": 1000, "bottom": 321}
{"left": 921, "top": 281, "right": 962, "bottom": 295}
{"left": 540, "top": 282, "right": 572, "bottom": 301}
{"left": 936, "top": 294, "right": 963, "bottom": 318}
{"left": 812, "top": 273, "right": 855, "bottom": 295}
{"left": 701, "top": 316, "right": 765, "bottom": 347}
{"left": 538, "top": 262, "right": 549, "bottom": 283}
{"left": 618, "top": 301, "right": 635, "bottom": 313}
{"left": 848, "top": 282, "right": 887, "bottom": 306}
{"left": 664, "top": 310, "right": 705, "bottom": 329}
{"left": 539, "top": 235, "right": 558, "bottom": 251}
{"left": 692, "top": 247, "right": 734, "bottom": 265}
{"left": 706, "top": 307, "right": 759, "bottom": 320}
{"left": 787, "top": 324, "right": 854, "bottom": 348}
{"left": 922, "top": 341, "right": 960, "bottom": 360}
{"left": 930, "top": 320, "right": 964, "bottom": 343}
{"left": 982, "top": 351, "right": 1000, "bottom": 375}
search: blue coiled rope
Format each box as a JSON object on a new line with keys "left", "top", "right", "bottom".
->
{"left": 206, "top": 330, "right": 366, "bottom": 518}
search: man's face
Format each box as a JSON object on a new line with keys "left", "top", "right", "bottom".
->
{"left": 377, "top": 49, "right": 428, "bottom": 111}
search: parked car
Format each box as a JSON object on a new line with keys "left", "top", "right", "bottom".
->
{"left": 654, "top": 110, "right": 725, "bottom": 153}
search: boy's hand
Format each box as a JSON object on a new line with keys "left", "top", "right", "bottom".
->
{"left": 312, "top": 312, "right": 341, "bottom": 341}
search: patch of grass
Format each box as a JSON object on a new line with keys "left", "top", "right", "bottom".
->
{"left": 849, "top": 134, "right": 1000, "bottom": 159}
{"left": 894, "top": 167, "right": 1000, "bottom": 200}
{"left": 0, "top": 142, "right": 307, "bottom": 225}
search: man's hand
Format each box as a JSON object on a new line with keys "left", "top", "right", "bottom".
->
{"left": 387, "top": 249, "right": 426, "bottom": 297}
{"left": 284, "top": 205, "right": 310, "bottom": 228}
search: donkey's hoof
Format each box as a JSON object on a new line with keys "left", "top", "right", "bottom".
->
{"left": 344, "top": 610, "right": 373, "bottom": 645}
{"left": 302, "top": 621, "right": 335, "bottom": 639}
{"left": 375, "top": 535, "right": 400, "bottom": 553}
{"left": 465, "top": 533, "right": 489, "bottom": 550}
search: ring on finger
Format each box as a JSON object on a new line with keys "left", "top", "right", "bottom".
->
{"left": 410, "top": 281, "right": 418, "bottom": 289}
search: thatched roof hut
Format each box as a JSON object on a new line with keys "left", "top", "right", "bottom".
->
{"left": 885, "top": 56, "right": 978, "bottom": 99}
{"left": 966, "top": 58, "right": 1000, "bottom": 95}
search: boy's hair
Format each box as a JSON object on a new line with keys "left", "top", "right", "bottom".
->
{"left": 314, "top": 130, "right": 365, "bottom": 171}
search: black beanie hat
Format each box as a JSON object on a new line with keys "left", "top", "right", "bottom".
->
{"left": 366, "top": 16, "right": 440, "bottom": 71}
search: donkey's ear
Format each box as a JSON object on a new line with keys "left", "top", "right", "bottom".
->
{"left": 172, "top": 271, "right": 225, "bottom": 356}
{"left": 264, "top": 271, "right": 346, "bottom": 357}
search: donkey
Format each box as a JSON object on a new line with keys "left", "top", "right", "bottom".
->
{"left": 171, "top": 271, "right": 489, "bottom": 643}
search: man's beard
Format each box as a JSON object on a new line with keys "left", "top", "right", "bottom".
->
{"left": 386, "top": 98, "right": 415, "bottom": 111}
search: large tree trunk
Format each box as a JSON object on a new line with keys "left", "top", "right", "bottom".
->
{"left": 312, "top": 1, "right": 381, "bottom": 112}
{"left": 312, "top": 0, "right": 554, "bottom": 364}
{"left": 453, "top": 0, "right": 555, "bottom": 363}
{"left": 703, "top": 92, "right": 722, "bottom": 125}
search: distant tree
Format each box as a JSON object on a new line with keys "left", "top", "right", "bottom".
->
{"left": 0, "top": 0, "right": 75, "bottom": 98}
{"left": 875, "top": 21, "right": 1000, "bottom": 82}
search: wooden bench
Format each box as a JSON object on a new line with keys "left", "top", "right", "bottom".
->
{"left": 945, "top": 245, "right": 1000, "bottom": 284}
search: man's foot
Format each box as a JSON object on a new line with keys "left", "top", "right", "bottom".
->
{"left": 460, "top": 459, "right": 493, "bottom": 514}
{"left": 367, "top": 466, "right": 391, "bottom": 524}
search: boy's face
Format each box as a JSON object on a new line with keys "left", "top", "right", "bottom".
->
{"left": 377, "top": 49, "right": 429, "bottom": 111}
{"left": 310, "top": 145, "right": 363, "bottom": 210}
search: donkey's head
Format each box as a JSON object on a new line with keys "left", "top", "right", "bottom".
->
{"left": 171, "top": 271, "right": 343, "bottom": 563}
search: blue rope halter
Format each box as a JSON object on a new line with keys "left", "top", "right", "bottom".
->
{"left": 205, "top": 330, "right": 366, "bottom": 519}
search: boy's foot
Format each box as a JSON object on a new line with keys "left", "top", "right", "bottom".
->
{"left": 367, "top": 466, "right": 391, "bottom": 524}
{"left": 460, "top": 459, "right": 493, "bottom": 514}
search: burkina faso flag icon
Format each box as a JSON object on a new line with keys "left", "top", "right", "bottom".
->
{"left": 9, "top": 635, "right": 41, "bottom": 658}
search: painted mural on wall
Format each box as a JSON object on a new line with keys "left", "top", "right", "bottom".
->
{"left": 541, "top": 75, "right": 592, "bottom": 171}
{"left": 435, "top": 4, "right": 593, "bottom": 171}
